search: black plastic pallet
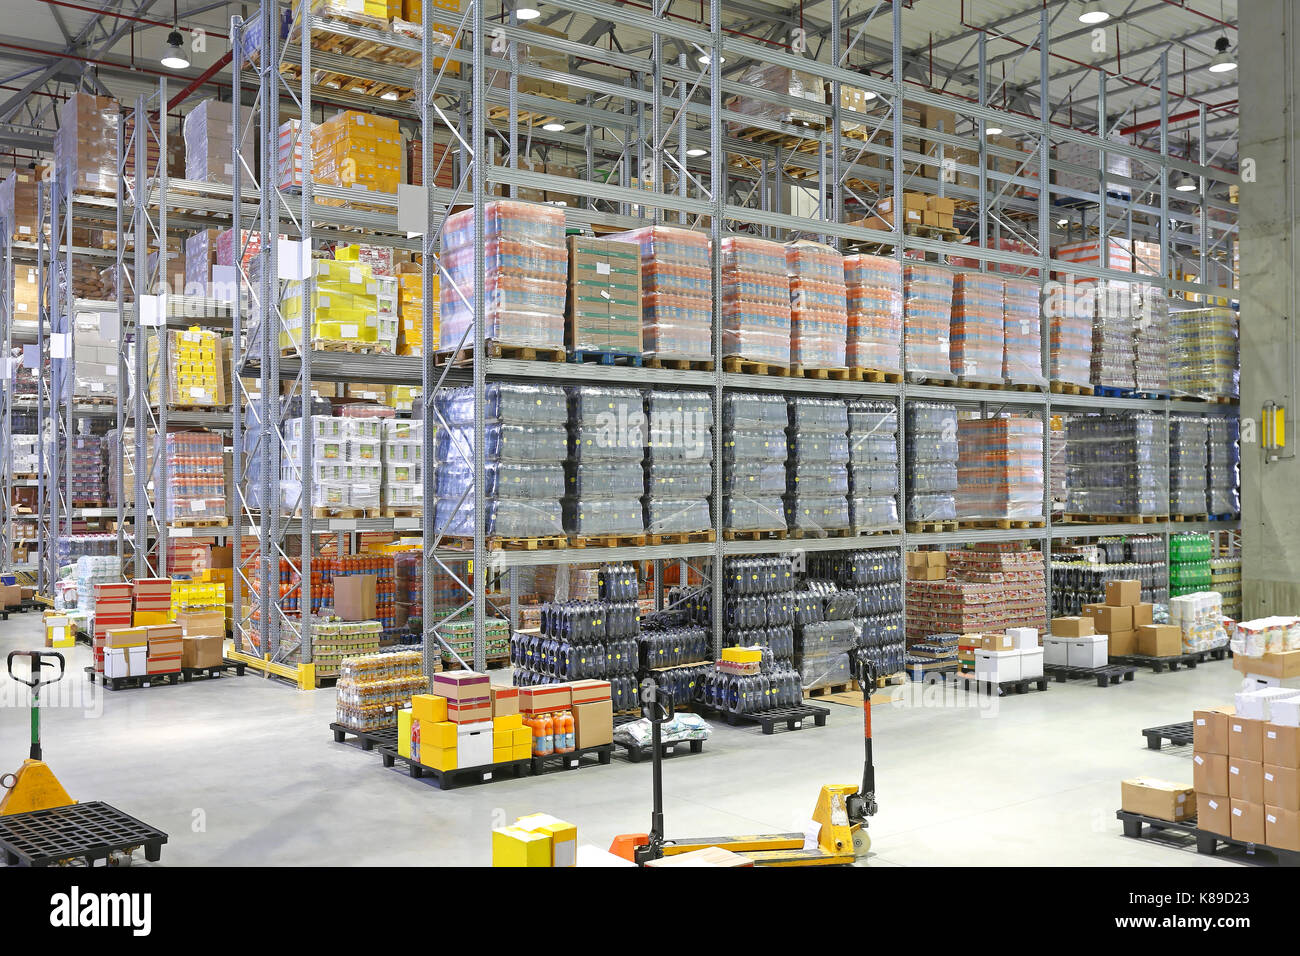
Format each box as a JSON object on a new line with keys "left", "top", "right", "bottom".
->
{"left": 330, "top": 723, "right": 400, "bottom": 752}
{"left": 0, "top": 801, "right": 167, "bottom": 867}
{"left": 700, "top": 701, "right": 830, "bottom": 735}
{"left": 1046, "top": 663, "right": 1138, "bottom": 687}
{"left": 378, "top": 746, "right": 530, "bottom": 789}
{"left": 180, "top": 660, "right": 246, "bottom": 681}
{"left": 1116, "top": 810, "right": 1300, "bottom": 865}
{"left": 615, "top": 737, "right": 706, "bottom": 763}
{"left": 959, "top": 674, "right": 1050, "bottom": 696}
{"left": 530, "top": 743, "right": 614, "bottom": 774}
{"left": 1142, "top": 720, "right": 1194, "bottom": 750}
{"left": 84, "top": 665, "right": 181, "bottom": 691}
{"left": 1112, "top": 648, "right": 1227, "bottom": 673}
{"left": 568, "top": 350, "right": 644, "bottom": 367}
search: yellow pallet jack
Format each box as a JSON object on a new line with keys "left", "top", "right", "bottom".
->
{"left": 0, "top": 651, "right": 75, "bottom": 815}
{"left": 613, "top": 660, "right": 878, "bottom": 867}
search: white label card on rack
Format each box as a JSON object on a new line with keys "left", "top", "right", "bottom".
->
{"left": 172, "top": 527, "right": 193, "bottom": 537}
{"left": 139, "top": 295, "right": 164, "bottom": 327}
{"left": 99, "top": 311, "right": 119, "bottom": 341}
{"left": 329, "top": 519, "right": 357, "bottom": 531}
{"left": 397, "top": 184, "right": 429, "bottom": 236}
{"left": 277, "top": 239, "right": 310, "bottom": 280}
{"left": 50, "top": 333, "right": 71, "bottom": 359}
{"left": 23, "top": 345, "right": 38, "bottom": 368}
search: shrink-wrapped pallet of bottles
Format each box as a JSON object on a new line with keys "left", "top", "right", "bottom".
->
{"left": 950, "top": 272, "right": 1004, "bottom": 379}
{"left": 606, "top": 225, "right": 711, "bottom": 363}
{"left": 902, "top": 263, "right": 953, "bottom": 376}
{"left": 565, "top": 386, "right": 645, "bottom": 538}
{"left": 1132, "top": 284, "right": 1170, "bottom": 392}
{"left": 163, "top": 430, "right": 226, "bottom": 521}
{"left": 1090, "top": 281, "right": 1135, "bottom": 390}
{"left": 786, "top": 241, "right": 847, "bottom": 370}
{"left": 644, "top": 389, "right": 712, "bottom": 535}
{"left": 722, "top": 392, "right": 787, "bottom": 533}
{"left": 1002, "top": 277, "right": 1044, "bottom": 384}
{"left": 1206, "top": 415, "right": 1240, "bottom": 516}
{"left": 1170, "top": 305, "right": 1239, "bottom": 400}
{"left": 956, "top": 416, "right": 1044, "bottom": 521}
{"left": 844, "top": 254, "right": 902, "bottom": 373}
{"left": 905, "top": 402, "right": 958, "bottom": 523}
{"left": 847, "top": 400, "right": 899, "bottom": 531}
{"left": 1064, "top": 413, "right": 1168, "bottom": 517}
{"left": 1046, "top": 284, "right": 1092, "bottom": 387}
{"left": 720, "top": 236, "right": 790, "bottom": 366}
{"left": 1168, "top": 414, "right": 1209, "bottom": 517}
{"left": 784, "top": 397, "right": 850, "bottom": 534}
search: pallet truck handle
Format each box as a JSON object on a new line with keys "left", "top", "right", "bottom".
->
{"left": 7, "top": 650, "right": 65, "bottom": 690}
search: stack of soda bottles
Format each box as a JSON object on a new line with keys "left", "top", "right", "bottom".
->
{"left": 902, "top": 263, "right": 954, "bottom": 376}
{"left": 1168, "top": 414, "right": 1209, "bottom": 516}
{"left": 784, "top": 396, "right": 851, "bottom": 534}
{"left": 847, "top": 400, "right": 899, "bottom": 531}
{"left": 608, "top": 224, "right": 712, "bottom": 362}
{"left": 721, "top": 236, "right": 791, "bottom": 366}
{"left": 905, "top": 403, "right": 958, "bottom": 523}
{"left": 643, "top": 389, "right": 713, "bottom": 535}
{"left": 950, "top": 272, "right": 1004, "bottom": 379}
{"left": 1207, "top": 414, "right": 1240, "bottom": 517}
{"left": 1002, "top": 277, "right": 1045, "bottom": 384}
{"left": 722, "top": 391, "right": 788, "bottom": 532}
{"left": 1169, "top": 532, "right": 1212, "bottom": 598}
{"left": 807, "top": 549, "right": 904, "bottom": 679}
{"left": 1064, "top": 412, "right": 1168, "bottom": 516}
{"left": 786, "top": 240, "right": 847, "bottom": 370}
{"left": 844, "top": 254, "right": 902, "bottom": 373}
{"left": 565, "top": 386, "right": 645, "bottom": 537}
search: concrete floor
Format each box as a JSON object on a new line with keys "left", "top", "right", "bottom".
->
{"left": 0, "top": 611, "right": 1258, "bottom": 866}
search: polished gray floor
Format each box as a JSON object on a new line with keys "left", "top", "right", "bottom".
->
{"left": 0, "top": 612, "right": 1252, "bottom": 866}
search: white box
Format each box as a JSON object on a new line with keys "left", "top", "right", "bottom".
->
{"left": 104, "top": 647, "right": 128, "bottom": 678}
{"left": 456, "top": 720, "right": 494, "bottom": 768}
{"left": 1044, "top": 636, "right": 1071, "bottom": 667}
{"left": 1065, "top": 634, "right": 1108, "bottom": 669}
{"left": 1233, "top": 687, "right": 1300, "bottom": 721}
{"left": 1271, "top": 699, "right": 1300, "bottom": 728}
{"left": 976, "top": 649, "right": 1022, "bottom": 683}
{"left": 1019, "top": 647, "right": 1045, "bottom": 679}
{"left": 128, "top": 646, "right": 147, "bottom": 675}
{"left": 1007, "top": 627, "right": 1039, "bottom": 650}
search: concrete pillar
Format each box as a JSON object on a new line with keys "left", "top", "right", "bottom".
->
{"left": 1241, "top": 0, "right": 1300, "bottom": 615}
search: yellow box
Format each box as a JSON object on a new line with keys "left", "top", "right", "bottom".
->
{"left": 512, "top": 744, "right": 532, "bottom": 761}
{"left": 492, "top": 826, "right": 551, "bottom": 867}
{"left": 493, "top": 746, "right": 512, "bottom": 764}
{"left": 722, "top": 646, "right": 762, "bottom": 664}
{"left": 515, "top": 813, "right": 578, "bottom": 868}
{"left": 493, "top": 730, "right": 511, "bottom": 749}
{"left": 425, "top": 720, "right": 458, "bottom": 749}
{"left": 511, "top": 726, "right": 531, "bottom": 747}
{"left": 411, "top": 694, "right": 448, "bottom": 723}
{"left": 133, "top": 611, "right": 170, "bottom": 627}
{"left": 398, "top": 708, "right": 412, "bottom": 759}
{"left": 420, "top": 746, "right": 457, "bottom": 772}
{"left": 493, "top": 713, "right": 523, "bottom": 732}
{"left": 45, "top": 616, "right": 74, "bottom": 649}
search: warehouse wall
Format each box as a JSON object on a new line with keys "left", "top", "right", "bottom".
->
{"left": 1240, "top": 0, "right": 1300, "bottom": 615}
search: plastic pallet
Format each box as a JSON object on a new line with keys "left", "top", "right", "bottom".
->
{"left": 0, "top": 801, "right": 167, "bottom": 867}
{"left": 1116, "top": 810, "right": 1300, "bottom": 865}
{"left": 1112, "top": 647, "right": 1229, "bottom": 673}
{"left": 699, "top": 701, "right": 830, "bottom": 735}
{"left": 1142, "top": 720, "right": 1194, "bottom": 750}
{"left": 959, "top": 674, "right": 1050, "bottom": 697}
{"left": 181, "top": 660, "right": 246, "bottom": 682}
{"left": 378, "top": 746, "right": 530, "bottom": 790}
{"left": 568, "top": 350, "right": 644, "bottom": 367}
{"left": 330, "top": 723, "right": 400, "bottom": 752}
{"left": 1045, "top": 663, "right": 1138, "bottom": 687}
{"left": 530, "top": 743, "right": 614, "bottom": 774}
{"left": 84, "top": 665, "right": 181, "bottom": 690}
{"left": 614, "top": 737, "right": 705, "bottom": 763}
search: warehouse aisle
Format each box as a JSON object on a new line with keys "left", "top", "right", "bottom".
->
{"left": 0, "top": 614, "right": 1245, "bottom": 867}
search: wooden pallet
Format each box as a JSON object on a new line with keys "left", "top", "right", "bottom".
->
{"left": 645, "top": 530, "right": 716, "bottom": 546}
{"left": 806, "top": 682, "right": 853, "bottom": 698}
{"left": 955, "top": 376, "right": 1009, "bottom": 390}
{"left": 955, "top": 518, "right": 1046, "bottom": 530}
{"left": 154, "top": 404, "right": 231, "bottom": 415}
{"left": 569, "top": 533, "right": 648, "bottom": 549}
{"left": 442, "top": 535, "right": 568, "bottom": 552}
{"left": 437, "top": 341, "right": 568, "bottom": 368}
{"left": 71, "top": 396, "right": 117, "bottom": 406}
{"left": 722, "top": 356, "right": 790, "bottom": 377}
{"left": 380, "top": 508, "right": 422, "bottom": 519}
{"left": 722, "top": 528, "right": 787, "bottom": 541}
{"left": 645, "top": 356, "right": 714, "bottom": 372}
{"left": 1171, "top": 513, "right": 1210, "bottom": 522}
{"left": 170, "top": 516, "right": 230, "bottom": 528}
{"left": 1062, "top": 513, "right": 1167, "bottom": 525}
{"left": 906, "top": 373, "right": 958, "bottom": 386}
{"left": 729, "top": 122, "right": 824, "bottom": 150}
{"left": 1005, "top": 380, "right": 1049, "bottom": 392}
{"left": 310, "top": 507, "right": 382, "bottom": 520}
{"left": 846, "top": 367, "right": 904, "bottom": 384}
{"left": 791, "top": 364, "right": 854, "bottom": 381}
{"left": 905, "top": 520, "right": 957, "bottom": 533}
{"left": 788, "top": 527, "right": 853, "bottom": 539}
{"left": 1049, "top": 381, "right": 1094, "bottom": 396}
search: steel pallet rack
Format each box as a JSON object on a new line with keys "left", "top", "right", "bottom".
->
{"left": 225, "top": 0, "right": 1240, "bottom": 685}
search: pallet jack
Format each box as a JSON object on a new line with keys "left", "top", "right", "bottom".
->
{"left": 0, "top": 651, "right": 74, "bottom": 814}
{"left": 612, "top": 658, "right": 878, "bottom": 866}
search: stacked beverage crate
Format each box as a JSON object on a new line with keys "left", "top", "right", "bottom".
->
{"left": 844, "top": 254, "right": 902, "bottom": 373}
{"left": 902, "top": 263, "right": 954, "bottom": 376}
{"left": 949, "top": 272, "right": 1004, "bottom": 380}
{"left": 786, "top": 241, "right": 848, "bottom": 370}
{"left": 720, "top": 236, "right": 791, "bottom": 367}
{"left": 955, "top": 416, "right": 1044, "bottom": 522}
{"left": 1168, "top": 414, "right": 1209, "bottom": 517}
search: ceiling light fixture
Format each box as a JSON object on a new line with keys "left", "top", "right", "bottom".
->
{"left": 1208, "top": 35, "right": 1237, "bottom": 73}
{"left": 985, "top": 125, "right": 1003, "bottom": 136}
{"left": 160, "top": 0, "right": 189, "bottom": 70}
{"left": 1057, "top": 218, "right": 1069, "bottom": 226}
{"left": 698, "top": 53, "right": 725, "bottom": 66}
{"left": 542, "top": 121, "right": 565, "bottom": 132}
{"left": 1077, "top": 3, "right": 1110, "bottom": 25}
{"left": 1174, "top": 172, "right": 1197, "bottom": 192}
{"left": 685, "top": 147, "right": 708, "bottom": 157}
{"left": 515, "top": 6, "right": 541, "bottom": 20}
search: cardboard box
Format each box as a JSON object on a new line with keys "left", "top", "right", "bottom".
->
{"left": 1264, "top": 765, "right": 1300, "bottom": 810}
{"left": 979, "top": 633, "right": 1015, "bottom": 652}
{"left": 492, "top": 826, "right": 552, "bottom": 867}
{"left": 515, "top": 813, "right": 578, "bottom": 868}
{"left": 644, "top": 847, "right": 755, "bottom": 867}
{"left": 333, "top": 574, "right": 377, "bottom": 621}
{"left": 1264, "top": 723, "right": 1300, "bottom": 768}
{"left": 105, "top": 626, "right": 149, "bottom": 648}
{"left": 180, "top": 635, "right": 223, "bottom": 669}
{"left": 1020, "top": 647, "right": 1044, "bottom": 679}
{"left": 1090, "top": 605, "right": 1132, "bottom": 634}
{"left": 411, "top": 693, "right": 448, "bottom": 723}
{"left": 1193, "top": 752, "right": 1229, "bottom": 796}
{"left": 1266, "top": 805, "right": 1300, "bottom": 851}
{"left": 1138, "top": 624, "right": 1182, "bottom": 658}
{"left": 1194, "top": 706, "right": 1235, "bottom": 755}
{"left": 1235, "top": 687, "right": 1300, "bottom": 721}
{"left": 1105, "top": 579, "right": 1141, "bottom": 606}
{"left": 1066, "top": 634, "right": 1108, "bottom": 669}
{"left": 490, "top": 685, "right": 520, "bottom": 717}
{"left": 573, "top": 699, "right": 613, "bottom": 749}
{"left": 457, "top": 720, "right": 494, "bottom": 767}
{"left": 1132, "top": 603, "right": 1154, "bottom": 627}
{"left": 975, "top": 649, "right": 1021, "bottom": 683}
{"left": 1230, "top": 799, "right": 1265, "bottom": 844}
{"left": 493, "top": 713, "right": 524, "bottom": 733}
{"left": 520, "top": 684, "right": 572, "bottom": 715}
{"left": 1006, "top": 626, "right": 1039, "bottom": 650}
{"left": 1235, "top": 650, "right": 1300, "bottom": 680}
{"left": 1229, "top": 716, "right": 1265, "bottom": 762}
{"left": 1228, "top": 758, "right": 1265, "bottom": 803}
{"left": 1121, "top": 777, "right": 1196, "bottom": 822}
{"left": 569, "top": 679, "right": 611, "bottom": 704}
{"left": 1197, "top": 792, "right": 1231, "bottom": 836}
{"left": 421, "top": 746, "right": 457, "bottom": 772}
{"left": 175, "top": 609, "right": 225, "bottom": 638}
{"left": 1051, "top": 616, "right": 1093, "bottom": 637}
{"left": 1108, "top": 630, "right": 1137, "bottom": 657}
{"left": 433, "top": 670, "right": 490, "bottom": 702}
{"left": 1275, "top": 699, "right": 1300, "bottom": 728}
{"left": 1043, "top": 636, "right": 1070, "bottom": 667}
{"left": 425, "top": 720, "right": 458, "bottom": 750}
{"left": 447, "top": 698, "right": 491, "bottom": 724}
{"left": 493, "top": 746, "right": 512, "bottom": 764}
{"left": 398, "top": 708, "right": 412, "bottom": 758}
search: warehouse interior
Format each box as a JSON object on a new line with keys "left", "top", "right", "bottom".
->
{"left": 1, "top": 0, "right": 1295, "bottom": 873}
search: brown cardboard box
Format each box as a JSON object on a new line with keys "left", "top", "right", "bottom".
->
{"left": 1132, "top": 603, "right": 1154, "bottom": 627}
{"left": 520, "top": 684, "right": 572, "bottom": 714}
{"left": 1264, "top": 765, "right": 1300, "bottom": 810}
{"left": 1197, "top": 792, "right": 1231, "bottom": 836}
{"left": 432, "top": 670, "right": 490, "bottom": 702}
{"left": 573, "top": 698, "right": 613, "bottom": 748}
{"left": 1229, "top": 716, "right": 1265, "bottom": 762}
{"left": 979, "top": 633, "right": 1015, "bottom": 651}
{"left": 1105, "top": 579, "right": 1141, "bottom": 606}
{"left": 925, "top": 551, "right": 947, "bottom": 567}
{"left": 1138, "top": 624, "right": 1182, "bottom": 658}
{"left": 1228, "top": 758, "right": 1265, "bottom": 803}
{"left": 1194, "top": 706, "right": 1235, "bottom": 754}
{"left": 1108, "top": 630, "right": 1137, "bottom": 657}
{"left": 1192, "top": 752, "right": 1229, "bottom": 796}
{"left": 1090, "top": 605, "right": 1132, "bottom": 634}
{"left": 0, "top": 583, "right": 20, "bottom": 607}
{"left": 1230, "top": 799, "right": 1266, "bottom": 844}
{"left": 1264, "top": 723, "right": 1300, "bottom": 768}
{"left": 1081, "top": 602, "right": 1105, "bottom": 618}
{"left": 1266, "top": 805, "right": 1300, "bottom": 851}
{"left": 181, "top": 634, "right": 223, "bottom": 669}
{"left": 1121, "top": 777, "right": 1196, "bottom": 822}
{"left": 490, "top": 685, "right": 520, "bottom": 718}
{"left": 1051, "top": 616, "right": 1094, "bottom": 637}
{"left": 334, "top": 574, "right": 377, "bottom": 621}
{"left": 1234, "top": 650, "right": 1300, "bottom": 679}
{"left": 175, "top": 609, "right": 225, "bottom": 638}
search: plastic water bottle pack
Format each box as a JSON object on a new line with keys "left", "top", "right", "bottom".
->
{"left": 906, "top": 402, "right": 958, "bottom": 522}
{"left": 786, "top": 396, "right": 851, "bottom": 534}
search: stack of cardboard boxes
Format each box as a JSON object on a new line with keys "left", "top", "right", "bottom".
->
{"left": 966, "top": 627, "right": 1043, "bottom": 684}
{"left": 853, "top": 192, "right": 955, "bottom": 234}
{"left": 905, "top": 550, "right": 946, "bottom": 580}
{"left": 398, "top": 672, "right": 531, "bottom": 772}
{"left": 1045, "top": 614, "right": 1107, "bottom": 668}
{"left": 55, "top": 92, "right": 120, "bottom": 195}
{"left": 566, "top": 236, "right": 643, "bottom": 357}
{"left": 311, "top": 110, "right": 402, "bottom": 203}
{"left": 1193, "top": 693, "right": 1300, "bottom": 850}
{"left": 1076, "top": 577, "right": 1178, "bottom": 658}
{"left": 102, "top": 622, "right": 185, "bottom": 680}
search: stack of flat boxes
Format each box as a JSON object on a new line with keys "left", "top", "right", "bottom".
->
{"left": 399, "top": 673, "right": 532, "bottom": 772}
{"left": 55, "top": 92, "right": 119, "bottom": 195}
{"left": 73, "top": 313, "right": 118, "bottom": 402}
{"left": 969, "top": 628, "right": 1044, "bottom": 684}
{"left": 149, "top": 328, "right": 228, "bottom": 408}
{"left": 566, "top": 236, "right": 643, "bottom": 358}
{"left": 381, "top": 418, "right": 422, "bottom": 513}
{"left": 1045, "top": 614, "right": 1107, "bottom": 668}
{"left": 311, "top": 110, "right": 402, "bottom": 204}
{"left": 281, "top": 260, "right": 386, "bottom": 352}
{"left": 183, "top": 99, "right": 236, "bottom": 186}
{"left": 1076, "top": 578, "right": 1157, "bottom": 658}
{"left": 1194, "top": 695, "right": 1300, "bottom": 851}
{"left": 394, "top": 262, "right": 432, "bottom": 355}
{"left": 1, "top": 171, "right": 40, "bottom": 243}
{"left": 92, "top": 582, "right": 135, "bottom": 674}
